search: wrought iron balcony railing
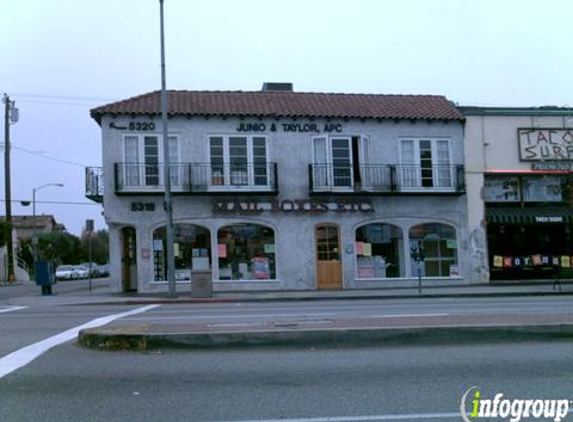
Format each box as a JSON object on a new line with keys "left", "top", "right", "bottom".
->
{"left": 187, "top": 162, "right": 278, "bottom": 193}
{"left": 309, "top": 164, "right": 465, "bottom": 194}
{"left": 85, "top": 167, "right": 103, "bottom": 203}
{"left": 112, "top": 162, "right": 278, "bottom": 195}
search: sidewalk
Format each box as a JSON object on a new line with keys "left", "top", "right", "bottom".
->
{"left": 3, "top": 279, "right": 573, "bottom": 307}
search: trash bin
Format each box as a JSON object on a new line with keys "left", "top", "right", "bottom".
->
{"left": 191, "top": 269, "right": 212, "bottom": 298}
{"left": 35, "top": 261, "right": 55, "bottom": 296}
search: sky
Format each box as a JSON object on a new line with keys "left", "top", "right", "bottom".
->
{"left": 2, "top": 0, "right": 573, "bottom": 235}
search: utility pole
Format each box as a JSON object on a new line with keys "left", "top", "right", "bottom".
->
{"left": 159, "top": 0, "right": 176, "bottom": 298}
{"left": 3, "top": 94, "right": 17, "bottom": 283}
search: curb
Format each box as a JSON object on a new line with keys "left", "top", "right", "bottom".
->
{"left": 77, "top": 323, "right": 573, "bottom": 351}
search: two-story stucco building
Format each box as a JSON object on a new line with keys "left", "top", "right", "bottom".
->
{"left": 87, "top": 84, "right": 475, "bottom": 293}
{"left": 461, "top": 106, "right": 573, "bottom": 281}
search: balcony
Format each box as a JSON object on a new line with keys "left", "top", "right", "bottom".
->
{"left": 85, "top": 167, "right": 103, "bottom": 203}
{"left": 309, "top": 164, "right": 465, "bottom": 195}
{"left": 113, "top": 162, "right": 278, "bottom": 195}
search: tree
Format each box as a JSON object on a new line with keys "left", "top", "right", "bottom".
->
{"left": 37, "top": 232, "right": 81, "bottom": 265}
{"left": 79, "top": 229, "right": 109, "bottom": 264}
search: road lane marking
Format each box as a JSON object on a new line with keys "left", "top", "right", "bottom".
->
{"left": 193, "top": 413, "right": 461, "bottom": 422}
{"left": 127, "top": 313, "right": 336, "bottom": 321}
{"left": 371, "top": 313, "right": 449, "bottom": 318}
{"left": 0, "top": 306, "right": 28, "bottom": 314}
{"left": 0, "top": 304, "right": 160, "bottom": 379}
{"left": 126, "top": 312, "right": 452, "bottom": 323}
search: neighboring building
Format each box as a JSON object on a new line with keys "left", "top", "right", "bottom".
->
{"left": 461, "top": 106, "right": 573, "bottom": 281}
{"left": 87, "top": 84, "right": 472, "bottom": 294}
{"left": 1, "top": 215, "right": 66, "bottom": 242}
{"left": 0, "top": 215, "right": 65, "bottom": 283}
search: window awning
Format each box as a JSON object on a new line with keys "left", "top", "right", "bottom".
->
{"left": 486, "top": 206, "right": 573, "bottom": 224}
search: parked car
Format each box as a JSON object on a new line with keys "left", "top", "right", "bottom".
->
{"left": 80, "top": 262, "right": 99, "bottom": 277}
{"left": 55, "top": 265, "right": 76, "bottom": 280}
{"left": 73, "top": 265, "right": 90, "bottom": 279}
{"left": 96, "top": 264, "right": 109, "bottom": 277}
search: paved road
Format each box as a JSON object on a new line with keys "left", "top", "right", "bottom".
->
{"left": 2, "top": 337, "right": 573, "bottom": 422}
{"left": 1, "top": 286, "right": 573, "bottom": 421}
{"left": 117, "top": 296, "right": 573, "bottom": 321}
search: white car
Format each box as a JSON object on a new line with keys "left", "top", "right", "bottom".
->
{"left": 73, "top": 265, "right": 90, "bottom": 279}
{"left": 80, "top": 262, "right": 100, "bottom": 277}
{"left": 56, "top": 265, "right": 76, "bottom": 280}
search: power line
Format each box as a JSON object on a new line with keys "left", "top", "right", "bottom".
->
{"left": 14, "top": 99, "right": 102, "bottom": 107}
{"left": 9, "top": 92, "right": 118, "bottom": 103}
{"left": 12, "top": 145, "right": 93, "bottom": 168}
{"left": 0, "top": 199, "right": 101, "bottom": 206}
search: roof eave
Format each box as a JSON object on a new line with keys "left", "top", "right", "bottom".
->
{"left": 92, "top": 110, "right": 464, "bottom": 122}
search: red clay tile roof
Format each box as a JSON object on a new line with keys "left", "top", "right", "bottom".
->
{"left": 90, "top": 90, "right": 464, "bottom": 123}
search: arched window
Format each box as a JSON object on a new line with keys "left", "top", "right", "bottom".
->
{"left": 409, "top": 223, "right": 458, "bottom": 277}
{"left": 152, "top": 224, "right": 211, "bottom": 281}
{"left": 217, "top": 224, "right": 275, "bottom": 280}
{"left": 355, "top": 223, "right": 404, "bottom": 278}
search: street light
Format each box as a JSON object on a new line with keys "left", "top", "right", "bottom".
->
{"left": 33, "top": 183, "right": 64, "bottom": 265}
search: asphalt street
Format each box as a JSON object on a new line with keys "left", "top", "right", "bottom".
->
{"left": 2, "top": 337, "right": 573, "bottom": 422}
{"left": 2, "top": 281, "right": 573, "bottom": 421}
{"left": 116, "top": 296, "right": 573, "bottom": 322}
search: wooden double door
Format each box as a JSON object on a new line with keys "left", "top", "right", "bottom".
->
{"left": 315, "top": 224, "right": 343, "bottom": 290}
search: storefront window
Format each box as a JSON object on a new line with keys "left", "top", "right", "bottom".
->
{"left": 355, "top": 223, "right": 404, "bottom": 278}
{"left": 153, "top": 224, "right": 211, "bottom": 281}
{"left": 217, "top": 224, "right": 276, "bottom": 280}
{"left": 409, "top": 223, "right": 458, "bottom": 277}
{"left": 484, "top": 175, "right": 571, "bottom": 203}
{"left": 488, "top": 223, "right": 573, "bottom": 280}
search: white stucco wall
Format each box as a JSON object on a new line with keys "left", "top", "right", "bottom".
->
{"left": 97, "top": 114, "right": 472, "bottom": 293}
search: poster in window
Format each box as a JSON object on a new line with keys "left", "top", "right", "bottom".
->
{"left": 217, "top": 244, "right": 227, "bottom": 258}
{"left": 522, "top": 177, "right": 562, "bottom": 202}
{"left": 253, "top": 257, "right": 270, "bottom": 279}
{"left": 484, "top": 177, "right": 520, "bottom": 202}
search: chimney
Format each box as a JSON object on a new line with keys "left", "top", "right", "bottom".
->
{"left": 261, "top": 82, "right": 293, "bottom": 92}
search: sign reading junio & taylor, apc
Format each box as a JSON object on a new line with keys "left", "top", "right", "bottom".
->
{"left": 236, "top": 122, "right": 344, "bottom": 133}
{"left": 518, "top": 128, "right": 573, "bottom": 161}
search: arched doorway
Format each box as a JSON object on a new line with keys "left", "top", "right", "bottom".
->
{"left": 315, "top": 224, "right": 343, "bottom": 290}
{"left": 121, "top": 227, "right": 137, "bottom": 292}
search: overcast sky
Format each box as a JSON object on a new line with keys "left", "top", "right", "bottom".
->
{"left": 2, "top": 0, "right": 573, "bottom": 235}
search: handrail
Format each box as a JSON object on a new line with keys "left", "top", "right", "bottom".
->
{"left": 309, "top": 163, "right": 465, "bottom": 192}
{"left": 113, "top": 162, "right": 278, "bottom": 193}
